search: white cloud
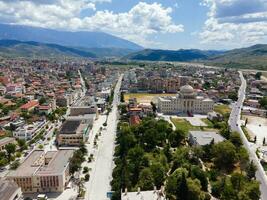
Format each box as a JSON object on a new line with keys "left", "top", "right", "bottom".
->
{"left": 0, "top": 1, "right": 183, "bottom": 47}
{"left": 200, "top": 0, "right": 267, "bottom": 48}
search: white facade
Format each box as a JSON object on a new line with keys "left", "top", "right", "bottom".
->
{"left": 158, "top": 85, "right": 214, "bottom": 115}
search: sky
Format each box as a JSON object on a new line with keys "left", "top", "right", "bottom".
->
{"left": 0, "top": 0, "right": 267, "bottom": 50}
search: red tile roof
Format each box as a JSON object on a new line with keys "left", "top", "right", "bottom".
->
{"left": 20, "top": 100, "right": 39, "bottom": 110}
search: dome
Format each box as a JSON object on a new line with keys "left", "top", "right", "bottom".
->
{"left": 180, "top": 85, "right": 194, "bottom": 94}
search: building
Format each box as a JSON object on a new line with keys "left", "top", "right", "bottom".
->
{"left": 157, "top": 85, "right": 214, "bottom": 115}
{"left": 0, "top": 137, "right": 16, "bottom": 151}
{"left": 189, "top": 131, "right": 225, "bottom": 146}
{"left": 121, "top": 187, "right": 166, "bottom": 200}
{"left": 0, "top": 178, "right": 22, "bottom": 200}
{"left": 20, "top": 100, "right": 39, "bottom": 112}
{"left": 13, "top": 120, "right": 46, "bottom": 140}
{"left": 7, "top": 150, "right": 73, "bottom": 193}
{"left": 57, "top": 119, "right": 90, "bottom": 146}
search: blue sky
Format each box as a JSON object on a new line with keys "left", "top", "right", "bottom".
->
{"left": 0, "top": 0, "right": 267, "bottom": 50}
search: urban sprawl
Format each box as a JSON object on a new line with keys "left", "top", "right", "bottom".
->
{"left": 1, "top": 59, "right": 267, "bottom": 200}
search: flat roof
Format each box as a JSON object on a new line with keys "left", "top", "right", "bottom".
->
{"left": 0, "top": 137, "right": 15, "bottom": 146}
{"left": 36, "top": 150, "right": 73, "bottom": 175}
{"left": 0, "top": 179, "right": 20, "bottom": 200}
{"left": 59, "top": 120, "right": 81, "bottom": 134}
{"left": 8, "top": 150, "right": 73, "bottom": 177}
{"left": 121, "top": 190, "right": 165, "bottom": 200}
{"left": 190, "top": 131, "right": 225, "bottom": 146}
{"left": 8, "top": 150, "right": 44, "bottom": 177}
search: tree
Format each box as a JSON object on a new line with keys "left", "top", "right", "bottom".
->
{"left": 187, "top": 178, "right": 206, "bottom": 200}
{"left": 38, "top": 97, "right": 46, "bottom": 105}
{"left": 191, "top": 166, "right": 208, "bottom": 191}
{"left": 212, "top": 141, "right": 237, "bottom": 170}
{"left": 246, "top": 161, "right": 257, "bottom": 180}
{"left": 5, "top": 143, "right": 16, "bottom": 161}
{"left": 83, "top": 166, "right": 89, "bottom": 174}
{"left": 255, "top": 72, "right": 262, "bottom": 80}
{"left": 17, "top": 139, "right": 27, "bottom": 151}
{"left": 10, "top": 160, "right": 20, "bottom": 170}
{"left": 168, "top": 129, "right": 187, "bottom": 147}
{"left": 84, "top": 174, "right": 90, "bottom": 182}
{"left": 150, "top": 163, "right": 165, "bottom": 188}
{"left": 176, "top": 172, "right": 188, "bottom": 200}
{"left": 137, "top": 168, "right": 154, "bottom": 190}
{"left": 230, "top": 132, "right": 242, "bottom": 147}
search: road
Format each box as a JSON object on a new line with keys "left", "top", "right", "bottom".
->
{"left": 87, "top": 74, "right": 123, "bottom": 200}
{"left": 229, "top": 71, "right": 267, "bottom": 199}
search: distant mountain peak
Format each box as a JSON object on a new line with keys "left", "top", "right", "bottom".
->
{"left": 0, "top": 23, "right": 143, "bottom": 50}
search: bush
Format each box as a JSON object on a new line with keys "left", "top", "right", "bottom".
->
{"left": 10, "top": 160, "right": 20, "bottom": 170}
{"left": 83, "top": 166, "right": 89, "bottom": 174}
{"left": 85, "top": 173, "right": 90, "bottom": 182}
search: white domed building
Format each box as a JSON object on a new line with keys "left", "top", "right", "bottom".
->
{"left": 157, "top": 85, "right": 214, "bottom": 115}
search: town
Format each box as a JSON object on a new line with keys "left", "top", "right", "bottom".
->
{"left": 0, "top": 58, "right": 267, "bottom": 200}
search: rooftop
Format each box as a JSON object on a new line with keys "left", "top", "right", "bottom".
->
{"left": 8, "top": 150, "right": 73, "bottom": 177}
{"left": 59, "top": 120, "right": 81, "bottom": 134}
{"left": 0, "top": 179, "right": 21, "bottom": 200}
{"left": 0, "top": 137, "right": 15, "bottom": 146}
{"left": 189, "top": 131, "right": 225, "bottom": 146}
{"left": 121, "top": 190, "right": 165, "bottom": 200}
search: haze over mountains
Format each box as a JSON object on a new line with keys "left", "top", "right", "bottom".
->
{"left": 1, "top": 23, "right": 267, "bottom": 70}
{"left": 0, "top": 23, "right": 142, "bottom": 50}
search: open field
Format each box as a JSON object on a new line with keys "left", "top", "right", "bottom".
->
{"left": 124, "top": 93, "right": 176, "bottom": 104}
{"left": 243, "top": 115, "right": 267, "bottom": 146}
{"left": 214, "top": 104, "right": 231, "bottom": 115}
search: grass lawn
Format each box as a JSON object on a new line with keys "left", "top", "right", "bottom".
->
{"left": 171, "top": 118, "right": 201, "bottom": 133}
{"left": 214, "top": 104, "right": 231, "bottom": 115}
{"left": 124, "top": 93, "right": 176, "bottom": 103}
{"left": 201, "top": 118, "right": 214, "bottom": 128}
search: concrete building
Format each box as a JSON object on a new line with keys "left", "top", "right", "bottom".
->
{"left": 121, "top": 188, "right": 166, "bottom": 200}
{"left": 157, "top": 85, "right": 214, "bottom": 115}
{"left": 189, "top": 131, "right": 225, "bottom": 146}
{"left": 0, "top": 178, "right": 22, "bottom": 200}
{"left": 57, "top": 119, "right": 90, "bottom": 146}
{"left": 7, "top": 150, "right": 73, "bottom": 193}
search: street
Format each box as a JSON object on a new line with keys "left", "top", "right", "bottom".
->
{"left": 86, "top": 74, "right": 123, "bottom": 200}
{"left": 229, "top": 71, "right": 267, "bottom": 200}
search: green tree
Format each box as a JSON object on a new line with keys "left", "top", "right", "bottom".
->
{"left": 246, "top": 161, "right": 257, "bottom": 180}
{"left": 150, "top": 163, "right": 165, "bottom": 188}
{"left": 176, "top": 172, "right": 188, "bottom": 200}
{"left": 137, "top": 168, "right": 154, "bottom": 190}
{"left": 5, "top": 143, "right": 16, "bottom": 161}
{"left": 168, "top": 129, "right": 187, "bottom": 147}
{"left": 230, "top": 132, "right": 242, "bottom": 147}
{"left": 212, "top": 141, "right": 237, "bottom": 170}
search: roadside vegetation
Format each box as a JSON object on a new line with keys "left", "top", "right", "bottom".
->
{"left": 111, "top": 109, "right": 260, "bottom": 200}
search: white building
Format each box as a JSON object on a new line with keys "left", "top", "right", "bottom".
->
{"left": 157, "top": 85, "right": 214, "bottom": 115}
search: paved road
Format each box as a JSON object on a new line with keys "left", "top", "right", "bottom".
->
{"left": 229, "top": 71, "right": 267, "bottom": 199}
{"left": 87, "top": 74, "right": 123, "bottom": 200}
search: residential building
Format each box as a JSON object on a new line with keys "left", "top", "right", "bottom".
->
{"left": 7, "top": 150, "right": 73, "bottom": 193}
{"left": 20, "top": 100, "right": 39, "bottom": 112}
{"left": 157, "top": 85, "right": 214, "bottom": 115}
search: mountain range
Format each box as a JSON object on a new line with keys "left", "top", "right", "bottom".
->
{"left": 1, "top": 23, "right": 267, "bottom": 70}
{"left": 125, "top": 45, "right": 267, "bottom": 70}
{"left": 0, "top": 23, "right": 142, "bottom": 50}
